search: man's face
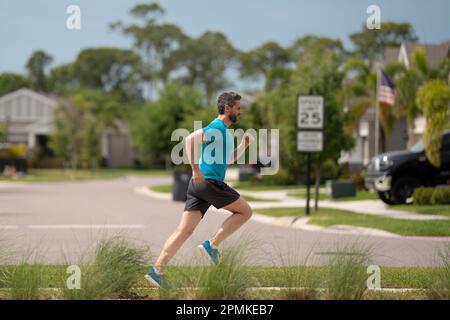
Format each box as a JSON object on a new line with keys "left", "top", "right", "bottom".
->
{"left": 227, "top": 101, "right": 241, "bottom": 123}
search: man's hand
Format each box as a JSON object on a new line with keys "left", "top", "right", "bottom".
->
{"left": 193, "top": 170, "right": 205, "bottom": 183}
{"left": 243, "top": 133, "right": 255, "bottom": 148}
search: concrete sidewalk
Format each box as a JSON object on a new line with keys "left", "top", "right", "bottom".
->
{"left": 140, "top": 185, "right": 449, "bottom": 239}
{"left": 0, "top": 182, "right": 24, "bottom": 189}
{"left": 237, "top": 189, "right": 448, "bottom": 221}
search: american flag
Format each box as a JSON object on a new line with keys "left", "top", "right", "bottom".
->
{"left": 378, "top": 70, "right": 396, "bottom": 106}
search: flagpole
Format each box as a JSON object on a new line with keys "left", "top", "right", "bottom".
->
{"left": 375, "top": 64, "right": 380, "bottom": 156}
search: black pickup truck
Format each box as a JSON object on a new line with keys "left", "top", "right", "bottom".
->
{"left": 365, "top": 130, "right": 450, "bottom": 204}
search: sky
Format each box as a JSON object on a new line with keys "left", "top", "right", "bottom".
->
{"left": 1, "top": 0, "right": 449, "bottom": 74}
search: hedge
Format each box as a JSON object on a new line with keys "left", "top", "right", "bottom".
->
{"left": 413, "top": 186, "right": 450, "bottom": 205}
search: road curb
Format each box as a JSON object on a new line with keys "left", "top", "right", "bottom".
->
{"left": 135, "top": 186, "right": 171, "bottom": 200}
{"left": 135, "top": 186, "right": 402, "bottom": 238}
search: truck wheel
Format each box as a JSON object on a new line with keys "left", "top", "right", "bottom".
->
{"left": 377, "top": 191, "right": 396, "bottom": 205}
{"left": 391, "top": 176, "right": 420, "bottom": 204}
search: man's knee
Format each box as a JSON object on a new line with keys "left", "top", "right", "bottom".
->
{"left": 177, "top": 226, "right": 195, "bottom": 238}
{"left": 245, "top": 207, "right": 253, "bottom": 219}
{"left": 239, "top": 203, "right": 252, "bottom": 220}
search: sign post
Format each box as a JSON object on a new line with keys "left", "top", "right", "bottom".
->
{"left": 297, "top": 95, "right": 324, "bottom": 216}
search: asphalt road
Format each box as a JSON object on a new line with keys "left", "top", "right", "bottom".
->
{"left": 0, "top": 176, "right": 448, "bottom": 267}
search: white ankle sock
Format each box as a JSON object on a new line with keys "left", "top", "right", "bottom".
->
{"left": 153, "top": 267, "right": 163, "bottom": 275}
{"left": 208, "top": 240, "right": 218, "bottom": 249}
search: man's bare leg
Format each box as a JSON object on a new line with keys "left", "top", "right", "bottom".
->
{"left": 209, "top": 197, "right": 252, "bottom": 247}
{"left": 154, "top": 210, "right": 203, "bottom": 273}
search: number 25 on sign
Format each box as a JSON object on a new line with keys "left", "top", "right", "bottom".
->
{"left": 297, "top": 96, "right": 324, "bottom": 129}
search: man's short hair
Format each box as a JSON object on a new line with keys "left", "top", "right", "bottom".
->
{"left": 217, "top": 92, "right": 242, "bottom": 114}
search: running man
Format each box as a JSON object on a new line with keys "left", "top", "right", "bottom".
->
{"left": 145, "top": 92, "right": 254, "bottom": 288}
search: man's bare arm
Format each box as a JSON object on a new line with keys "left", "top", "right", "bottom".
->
{"left": 185, "top": 129, "right": 207, "bottom": 182}
{"left": 232, "top": 133, "right": 254, "bottom": 163}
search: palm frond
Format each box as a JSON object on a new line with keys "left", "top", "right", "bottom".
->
{"left": 345, "top": 98, "right": 373, "bottom": 133}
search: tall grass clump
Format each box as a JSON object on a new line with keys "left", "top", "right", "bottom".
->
{"left": 272, "top": 237, "right": 320, "bottom": 300}
{"left": 0, "top": 233, "right": 10, "bottom": 290}
{"left": 177, "top": 241, "right": 255, "bottom": 300}
{"left": 427, "top": 243, "right": 450, "bottom": 300}
{"left": 2, "top": 245, "right": 47, "bottom": 300}
{"left": 325, "top": 243, "right": 373, "bottom": 300}
{"left": 62, "top": 234, "right": 149, "bottom": 300}
{"left": 280, "top": 269, "right": 319, "bottom": 300}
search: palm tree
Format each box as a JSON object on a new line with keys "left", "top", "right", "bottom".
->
{"left": 26, "top": 50, "right": 53, "bottom": 92}
{"left": 342, "top": 58, "right": 395, "bottom": 153}
{"left": 383, "top": 47, "right": 430, "bottom": 147}
{"left": 385, "top": 46, "right": 450, "bottom": 147}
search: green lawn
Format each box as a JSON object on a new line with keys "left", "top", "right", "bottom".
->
{"left": 0, "top": 264, "right": 441, "bottom": 300}
{"left": 288, "top": 190, "right": 379, "bottom": 202}
{"left": 233, "top": 182, "right": 378, "bottom": 203}
{"left": 0, "top": 168, "right": 170, "bottom": 183}
{"left": 288, "top": 191, "right": 328, "bottom": 200}
{"left": 149, "top": 182, "right": 383, "bottom": 203}
{"left": 231, "top": 181, "right": 314, "bottom": 191}
{"left": 0, "top": 264, "right": 440, "bottom": 290}
{"left": 241, "top": 195, "right": 280, "bottom": 202}
{"left": 149, "top": 184, "right": 280, "bottom": 202}
{"left": 390, "top": 205, "right": 450, "bottom": 217}
{"left": 332, "top": 191, "right": 379, "bottom": 202}
{"left": 149, "top": 184, "right": 173, "bottom": 193}
{"left": 255, "top": 207, "right": 450, "bottom": 237}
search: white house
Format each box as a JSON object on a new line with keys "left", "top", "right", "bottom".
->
{"left": 340, "top": 40, "right": 450, "bottom": 174}
{"left": 0, "top": 88, "right": 135, "bottom": 167}
{"left": 0, "top": 88, "right": 56, "bottom": 148}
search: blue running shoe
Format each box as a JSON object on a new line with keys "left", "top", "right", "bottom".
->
{"left": 198, "top": 240, "right": 220, "bottom": 265}
{"left": 144, "top": 267, "right": 170, "bottom": 289}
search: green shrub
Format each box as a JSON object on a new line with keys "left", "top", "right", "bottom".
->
{"left": 2, "top": 246, "right": 46, "bottom": 300}
{"left": 196, "top": 248, "right": 253, "bottom": 300}
{"left": 349, "top": 174, "right": 365, "bottom": 191}
{"left": 413, "top": 188, "right": 434, "bottom": 205}
{"left": 259, "top": 167, "right": 297, "bottom": 185}
{"left": 63, "top": 235, "right": 149, "bottom": 300}
{"left": 431, "top": 187, "right": 450, "bottom": 205}
{"left": 173, "top": 243, "right": 255, "bottom": 300}
{"left": 426, "top": 243, "right": 450, "bottom": 300}
{"left": 413, "top": 187, "right": 450, "bottom": 205}
{"left": 5, "top": 264, "right": 45, "bottom": 300}
{"left": 319, "top": 159, "right": 340, "bottom": 182}
{"left": 272, "top": 238, "right": 320, "bottom": 300}
{"left": 325, "top": 244, "right": 373, "bottom": 300}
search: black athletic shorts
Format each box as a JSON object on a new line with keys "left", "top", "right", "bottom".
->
{"left": 184, "top": 178, "right": 240, "bottom": 218}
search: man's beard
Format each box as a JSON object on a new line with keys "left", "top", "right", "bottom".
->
{"left": 229, "top": 113, "right": 238, "bottom": 123}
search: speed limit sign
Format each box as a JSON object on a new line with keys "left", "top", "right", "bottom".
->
{"left": 297, "top": 96, "right": 324, "bottom": 129}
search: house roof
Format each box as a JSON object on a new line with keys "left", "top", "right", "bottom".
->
{"left": 383, "top": 40, "right": 450, "bottom": 68}
{"left": 0, "top": 88, "right": 58, "bottom": 106}
{"left": 383, "top": 47, "right": 401, "bottom": 65}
